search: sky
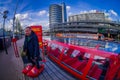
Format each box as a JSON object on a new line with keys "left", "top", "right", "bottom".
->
{"left": 0, "top": 0, "right": 120, "bottom": 30}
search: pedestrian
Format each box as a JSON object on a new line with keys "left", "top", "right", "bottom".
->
{"left": 23, "top": 27, "right": 42, "bottom": 69}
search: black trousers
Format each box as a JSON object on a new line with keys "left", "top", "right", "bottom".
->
{"left": 28, "top": 56, "right": 40, "bottom": 68}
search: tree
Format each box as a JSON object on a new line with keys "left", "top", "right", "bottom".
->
{"left": 15, "top": 18, "right": 23, "bottom": 35}
{"left": 98, "top": 28, "right": 105, "bottom": 33}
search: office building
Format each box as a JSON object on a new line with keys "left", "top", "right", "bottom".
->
{"left": 49, "top": 3, "right": 67, "bottom": 25}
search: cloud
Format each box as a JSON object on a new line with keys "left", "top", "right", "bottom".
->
{"left": 38, "top": 10, "right": 47, "bottom": 16}
{"left": 0, "top": 7, "right": 7, "bottom": 11}
{"left": 89, "top": 10, "right": 98, "bottom": 13}
{"left": 0, "top": 0, "right": 12, "bottom": 4}
{"left": 104, "top": 13, "right": 110, "bottom": 17}
{"left": 44, "top": 22, "right": 49, "bottom": 27}
{"left": 80, "top": 10, "right": 100, "bottom": 14}
{"left": 68, "top": 12, "right": 72, "bottom": 16}
{"left": 27, "top": 20, "right": 49, "bottom": 30}
{"left": 66, "top": 6, "right": 72, "bottom": 16}
{"left": 15, "top": 13, "right": 29, "bottom": 20}
{"left": 80, "top": 10, "right": 89, "bottom": 14}
{"left": 104, "top": 10, "right": 119, "bottom": 21}
{"left": 109, "top": 10, "right": 118, "bottom": 16}
{"left": 47, "top": 13, "right": 49, "bottom": 17}
{"left": 66, "top": 6, "right": 71, "bottom": 11}
{"left": 15, "top": 12, "right": 49, "bottom": 30}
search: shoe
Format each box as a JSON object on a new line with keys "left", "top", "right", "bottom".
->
{"left": 22, "top": 65, "right": 33, "bottom": 75}
{"left": 27, "top": 64, "right": 44, "bottom": 78}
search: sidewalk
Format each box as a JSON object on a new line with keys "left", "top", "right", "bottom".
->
{"left": 0, "top": 38, "right": 25, "bottom": 80}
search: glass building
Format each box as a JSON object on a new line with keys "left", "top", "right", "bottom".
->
{"left": 49, "top": 3, "right": 67, "bottom": 25}
{"left": 61, "top": 3, "right": 67, "bottom": 23}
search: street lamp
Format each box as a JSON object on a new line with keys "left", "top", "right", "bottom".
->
{"left": 3, "top": 10, "right": 9, "bottom": 54}
{"left": 12, "top": 0, "right": 20, "bottom": 39}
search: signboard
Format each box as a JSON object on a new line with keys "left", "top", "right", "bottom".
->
{"left": 31, "top": 25, "right": 43, "bottom": 49}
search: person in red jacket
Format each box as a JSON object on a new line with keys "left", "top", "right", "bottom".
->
{"left": 105, "top": 54, "right": 120, "bottom": 80}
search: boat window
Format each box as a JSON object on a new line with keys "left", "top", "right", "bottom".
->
{"left": 63, "top": 47, "right": 69, "bottom": 55}
{"left": 84, "top": 53, "right": 91, "bottom": 59}
{"left": 51, "top": 43, "right": 58, "bottom": 50}
{"left": 58, "top": 45, "right": 64, "bottom": 52}
{"left": 92, "top": 56, "right": 105, "bottom": 65}
{"left": 71, "top": 50, "right": 80, "bottom": 57}
{"left": 63, "top": 48, "right": 74, "bottom": 56}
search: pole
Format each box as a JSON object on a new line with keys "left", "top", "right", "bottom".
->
{"left": 13, "top": 0, "right": 20, "bottom": 38}
{"left": 3, "top": 12, "right": 8, "bottom": 54}
{"left": 12, "top": 0, "right": 20, "bottom": 58}
{"left": 13, "top": 17, "right": 15, "bottom": 38}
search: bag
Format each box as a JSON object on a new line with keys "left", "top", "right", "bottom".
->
{"left": 20, "top": 47, "right": 26, "bottom": 57}
{"left": 21, "top": 51, "right": 26, "bottom": 57}
{"left": 20, "top": 47, "right": 30, "bottom": 64}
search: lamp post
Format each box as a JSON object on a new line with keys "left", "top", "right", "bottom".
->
{"left": 11, "top": 0, "right": 20, "bottom": 57}
{"left": 12, "top": 0, "right": 20, "bottom": 39}
{"left": 3, "top": 10, "right": 9, "bottom": 54}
